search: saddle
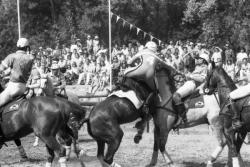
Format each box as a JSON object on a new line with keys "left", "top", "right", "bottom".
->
{"left": 183, "top": 89, "right": 205, "bottom": 109}
{"left": 0, "top": 95, "right": 26, "bottom": 120}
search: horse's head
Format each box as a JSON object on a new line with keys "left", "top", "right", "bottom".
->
{"left": 204, "top": 62, "right": 219, "bottom": 95}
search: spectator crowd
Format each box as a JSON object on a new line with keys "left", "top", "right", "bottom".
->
{"left": 30, "top": 35, "right": 250, "bottom": 95}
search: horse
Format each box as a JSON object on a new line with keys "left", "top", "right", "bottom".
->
{"left": 204, "top": 63, "right": 249, "bottom": 167}
{"left": 38, "top": 75, "right": 83, "bottom": 158}
{"left": 85, "top": 65, "right": 226, "bottom": 167}
{"left": 0, "top": 95, "right": 86, "bottom": 167}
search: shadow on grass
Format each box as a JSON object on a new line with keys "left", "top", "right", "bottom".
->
{"left": 183, "top": 161, "right": 250, "bottom": 167}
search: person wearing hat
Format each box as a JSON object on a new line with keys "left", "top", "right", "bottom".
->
{"left": 86, "top": 35, "right": 93, "bottom": 54}
{"left": 172, "top": 52, "right": 209, "bottom": 127}
{"left": 93, "top": 35, "right": 100, "bottom": 55}
{"left": 224, "top": 43, "right": 235, "bottom": 63}
{"left": 0, "top": 37, "right": 34, "bottom": 108}
{"left": 49, "top": 63, "right": 66, "bottom": 96}
{"left": 211, "top": 46, "right": 223, "bottom": 67}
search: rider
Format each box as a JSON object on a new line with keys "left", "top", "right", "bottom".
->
{"left": 228, "top": 82, "right": 249, "bottom": 130}
{"left": 124, "top": 41, "right": 166, "bottom": 142}
{"left": 0, "top": 38, "right": 34, "bottom": 108}
{"left": 172, "top": 53, "right": 209, "bottom": 126}
{"left": 49, "top": 63, "right": 66, "bottom": 97}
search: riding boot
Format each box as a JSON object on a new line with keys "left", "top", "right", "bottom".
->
{"left": 174, "top": 103, "right": 186, "bottom": 127}
{"left": 230, "top": 100, "right": 243, "bottom": 130}
{"left": 134, "top": 92, "right": 154, "bottom": 144}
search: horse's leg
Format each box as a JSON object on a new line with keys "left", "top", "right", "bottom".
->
{"left": 103, "top": 126, "right": 124, "bottom": 167}
{"left": 45, "top": 144, "right": 55, "bottom": 167}
{"left": 224, "top": 129, "right": 239, "bottom": 167}
{"left": 235, "top": 131, "right": 247, "bottom": 167}
{"left": 207, "top": 125, "right": 227, "bottom": 167}
{"left": 96, "top": 140, "right": 105, "bottom": 164}
{"left": 41, "top": 136, "right": 67, "bottom": 167}
{"left": 146, "top": 128, "right": 159, "bottom": 167}
{"left": 14, "top": 139, "right": 28, "bottom": 160}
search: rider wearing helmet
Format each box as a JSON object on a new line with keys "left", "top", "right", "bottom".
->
{"left": 0, "top": 38, "right": 34, "bottom": 108}
{"left": 49, "top": 63, "right": 66, "bottom": 96}
{"left": 173, "top": 53, "right": 209, "bottom": 126}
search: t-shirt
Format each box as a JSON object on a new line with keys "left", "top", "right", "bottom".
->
{"left": 2, "top": 51, "right": 33, "bottom": 83}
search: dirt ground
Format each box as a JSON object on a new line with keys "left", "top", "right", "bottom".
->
{"left": 1, "top": 122, "right": 250, "bottom": 167}
{"left": 1, "top": 86, "right": 250, "bottom": 167}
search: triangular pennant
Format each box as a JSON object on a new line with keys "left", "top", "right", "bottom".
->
{"left": 116, "top": 16, "right": 120, "bottom": 23}
{"left": 150, "top": 36, "right": 154, "bottom": 41}
{"left": 129, "top": 24, "right": 133, "bottom": 30}
{"left": 122, "top": 20, "right": 126, "bottom": 27}
{"left": 136, "top": 28, "right": 141, "bottom": 35}
{"left": 143, "top": 32, "right": 147, "bottom": 38}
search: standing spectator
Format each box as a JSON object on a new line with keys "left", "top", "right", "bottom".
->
{"left": 239, "top": 57, "right": 250, "bottom": 85}
{"left": 224, "top": 43, "right": 235, "bottom": 63}
{"left": 121, "top": 44, "right": 129, "bottom": 57}
{"left": 93, "top": 35, "right": 100, "bottom": 55}
{"left": 223, "top": 58, "right": 236, "bottom": 81}
{"left": 211, "top": 47, "right": 223, "bottom": 67}
{"left": 70, "top": 40, "right": 78, "bottom": 53}
{"left": 112, "top": 43, "right": 121, "bottom": 58}
{"left": 173, "top": 48, "right": 183, "bottom": 71}
{"left": 167, "top": 41, "right": 175, "bottom": 53}
{"left": 86, "top": 35, "right": 93, "bottom": 54}
{"left": 136, "top": 41, "right": 144, "bottom": 52}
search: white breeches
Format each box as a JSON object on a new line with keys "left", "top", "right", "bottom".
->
{"left": 0, "top": 82, "right": 26, "bottom": 107}
{"left": 176, "top": 80, "right": 196, "bottom": 98}
{"left": 230, "top": 84, "right": 250, "bottom": 100}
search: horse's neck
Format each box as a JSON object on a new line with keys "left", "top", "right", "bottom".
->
{"left": 218, "top": 71, "right": 236, "bottom": 106}
{"left": 43, "top": 76, "right": 55, "bottom": 97}
{"left": 156, "top": 71, "right": 175, "bottom": 105}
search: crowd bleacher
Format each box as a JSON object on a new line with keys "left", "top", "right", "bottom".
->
{"left": 31, "top": 35, "right": 250, "bottom": 95}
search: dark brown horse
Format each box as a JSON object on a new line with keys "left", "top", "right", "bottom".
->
{"left": 85, "top": 65, "right": 226, "bottom": 167}
{"left": 0, "top": 96, "right": 86, "bottom": 167}
{"left": 204, "top": 64, "right": 249, "bottom": 167}
{"left": 86, "top": 78, "right": 152, "bottom": 167}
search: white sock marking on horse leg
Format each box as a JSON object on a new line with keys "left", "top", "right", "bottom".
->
{"left": 111, "top": 162, "right": 121, "bottom": 167}
{"left": 65, "top": 146, "right": 71, "bottom": 159}
{"left": 45, "top": 162, "right": 52, "bottom": 167}
{"left": 161, "top": 151, "right": 173, "bottom": 164}
{"left": 232, "top": 157, "right": 240, "bottom": 167}
{"left": 58, "top": 157, "right": 67, "bottom": 167}
{"left": 211, "top": 145, "right": 223, "bottom": 160}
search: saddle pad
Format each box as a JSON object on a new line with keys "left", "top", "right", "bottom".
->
{"left": 1, "top": 99, "right": 26, "bottom": 116}
{"left": 109, "top": 90, "right": 143, "bottom": 109}
{"left": 185, "top": 95, "right": 204, "bottom": 109}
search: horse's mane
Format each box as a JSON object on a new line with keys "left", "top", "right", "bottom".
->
{"left": 215, "top": 66, "right": 237, "bottom": 90}
{"left": 114, "top": 77, "right": 152, "bottom": 101}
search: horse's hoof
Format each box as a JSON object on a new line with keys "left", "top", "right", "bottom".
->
{"left": 45, "top": 162, "right": 52, "bottom": 167}
{"left": 110, "top": 162, "right": 121, "bottom": 167}
{"left": 134, "top": 135, "right": 142, "bottom": 144}
{"left": 206, "top": 162, "right": 213, "bottom": 167}
{"left": 20, "top": 156, "right": 28, "bottom": 162}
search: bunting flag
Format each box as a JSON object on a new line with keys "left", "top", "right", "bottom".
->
{"left": 116, "top": 15, "right": 120, "bottom": 23}
{"left": 129, "top": 24, "right": 133, "bottom": 30}
{"left": 136, "top": 28, "right": 141, "bottom": 35}
{"left": 122, "top": 20, "right": 126, "bottom": 27}
{"left": 111, "top": 12, "right": 163, "bottom": 45}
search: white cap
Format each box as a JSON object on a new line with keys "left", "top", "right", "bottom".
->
{"left": 199, "top": 53, "right": 210, "bottom": 63}
{"left": 145, "top": 41, "right": 157, "bottom": 52}
{"left": 17, "top": 38, "right": 29, "bottom": 47}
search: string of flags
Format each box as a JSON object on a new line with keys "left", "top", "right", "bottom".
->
{"left": 111, "top": 12, "right": 163, "bottom": 45}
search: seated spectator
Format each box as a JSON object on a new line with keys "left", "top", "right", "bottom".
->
{"left": 88, "top": 73, "right": 100, "bottom": 95}
{"left": 71, "top": 62, "right": 80, "bottom": 79}
{"left": 239, "top": 57, "right": 250, "bottom": 85}
{"left": 58, "top": 56, "right": 67, "bottom": 73}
